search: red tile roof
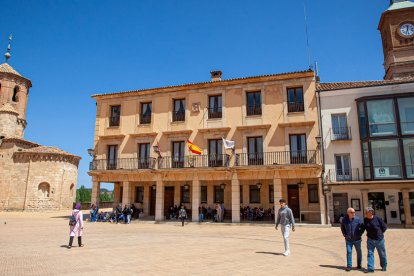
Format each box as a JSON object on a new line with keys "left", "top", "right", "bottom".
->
{"left": 316, "top": 77, "right": 414, "bottom": 92}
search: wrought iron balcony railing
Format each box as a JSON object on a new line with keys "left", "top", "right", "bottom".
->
{"left": 89, "top": 158, "right": 157, "bottom": 171}
{"left": 235, "top": 150, "right": 319, "bottom": 166}
{"left": 140, "top": 114, "right": 151, "bottom": 124}
{"left": 158, "top": 154, "right": 230, "bottom": 169}
{"left": 331, "top": 127, "right": 352, "bottom": 141}
{"left": 208, "top": 107, "right": 222, "bottom": 119}
{"left": 287, "top": 101, "right": 304, "bottom": 113}
{"left": 326, "top": 168, "right": 360, "bottom": 182}
{"left": 246, "top": 105, "right": 262, "bottom": 116}
{"left": 172, "top": 111, "right": 185, "bottom": 122}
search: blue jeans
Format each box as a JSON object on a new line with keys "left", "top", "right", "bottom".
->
{"left": 346, "top": 239, "right": 362, "bottom": 268}
{"left": 367, "top": 238, "right": 387, "bottom": 271}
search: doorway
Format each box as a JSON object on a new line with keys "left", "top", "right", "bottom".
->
{"left": 149, "top": 188, "right": 156, "bottom": 216}
{"left": 287, "top": 185, "right": 300, "bottom": 218}
{"left": 164, "top": 187, "right": 175, "bottom": 216}
{"left": 333, "top": 193, "right": 348, "bottom": 223}
{"left": 368, "top": 192, "right": 387, "bottom": 223}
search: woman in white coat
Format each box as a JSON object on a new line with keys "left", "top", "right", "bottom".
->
{"left": 68, "top": 202, "right": 84, "bottom": 249}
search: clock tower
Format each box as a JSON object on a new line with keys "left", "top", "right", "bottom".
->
{"left": 378, "top": 0, "right": 414, "bottom": 80}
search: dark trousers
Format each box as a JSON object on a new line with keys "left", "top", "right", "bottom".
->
{"left": 69, "top": 236, "right": 82, "bottom": 247}
{"left": 181, "top": 217, "right": 185, "bottom": 227}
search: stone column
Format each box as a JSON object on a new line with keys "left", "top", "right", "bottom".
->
{"left": 113, "top": 183, "right": 121, "bottom": 206}
{"left": 318, "top": 178, "right": 327, "bottom": 225}
{"left": 192, "top": 175, "right": 201, "bottom": 222}
{"left": 361, "top": 189, "right": 369, "bottom": 211}
{"left": 273, "top": 177, "right": 283, "bottom": 223}
{"left": 402, "top": 189, "right": 413, "bottom": 227}
{"left": 91, "top": 181, "right": 100, "bottom": 205}
{"left": 122, "top": 181, "right": 131, "bottom": 206}
{"left": 155, "top": 179, "right": 164, "bottom": 221}
{"left": 231, "top": 174, "right": 241, "bottom": 223}
{"left": 143, "top": 185, "right": 150, "bottom": 216}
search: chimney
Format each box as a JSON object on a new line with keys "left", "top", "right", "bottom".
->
{"left": 210, "top": 70, "right": 222, "bottom": 82}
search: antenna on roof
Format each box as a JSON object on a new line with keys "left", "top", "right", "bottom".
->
{"left": 4, "top": 33, "right": 12, "bottom": 63}
{"left": 303, "top": 2, "right": 312, "bottom": 70}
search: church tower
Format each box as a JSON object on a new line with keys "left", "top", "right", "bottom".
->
{"left": 0, "top": 35, "right": 32, "bottom": 138}
{"left": 378, "top": 0, "right": 414, "bottom": 80}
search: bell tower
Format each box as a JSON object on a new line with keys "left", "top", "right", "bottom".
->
{"left": 378, "top": 0, "right": 414, "bottom": 80}
{"left": 0, "top": 34, "right": 32, "bottom": 138}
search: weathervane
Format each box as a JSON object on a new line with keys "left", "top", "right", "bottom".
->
{"left": 4, "top": 33, "right": 12, "bottom": 63}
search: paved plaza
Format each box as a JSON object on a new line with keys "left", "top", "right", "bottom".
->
{"left": 0, "top": 212, "right": 413, "bottom": 275}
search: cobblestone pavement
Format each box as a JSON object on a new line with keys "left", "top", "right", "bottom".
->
{"left": 0, "top": 212, "right": 413, "bottom": 275}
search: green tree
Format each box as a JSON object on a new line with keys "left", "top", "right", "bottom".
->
{"left": 99, "top": 192, "right": 113, "bottom": 202}
{"left": 75, "top": 185, "right": 91, "bottom": 203}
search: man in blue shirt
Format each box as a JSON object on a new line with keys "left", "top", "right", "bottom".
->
{"left": 364, "top": 207, "right": 388, "bottom": 273}
{"left": 341, "top": 207, "right": 365, "bottom": 271}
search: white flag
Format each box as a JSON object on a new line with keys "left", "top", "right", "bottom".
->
{"left": 222, "top": 137, "right": 235, "bottom": 149}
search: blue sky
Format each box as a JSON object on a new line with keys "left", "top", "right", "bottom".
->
{"left": 1, "top": 0, "right": 389, "bottom": 189}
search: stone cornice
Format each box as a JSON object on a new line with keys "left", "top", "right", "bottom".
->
{"left": 0, "top": 73, "right": 32, "bottom": 89}
{"left": 13, "top": 151, "right": 81, "bottom": 167}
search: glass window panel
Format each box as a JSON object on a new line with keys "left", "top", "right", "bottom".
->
{"left": 371, "top": 140, "right": 401, "bottom": 179}
{"left": 367, "top": 99, "right": 396, "bottom": 136}
{"left": 403, "top": 139, "right": 414, "bottom": 178}
{"left": 296, "top": 88, "right": 303, "bottom": 102}
{"left": 288, "top": 89, "right": 295, "bottom": 102}
{"left": 398, "top": 97, "right": 414, "bottom": 135}
{"left": 358, "top": 102, "right": 367, "bottom": 139}
{"left": 201, "top": 186, "right": 207, "bottom": 203}
{"left": 249, "top": 185, "right": 261, "bottom": 203}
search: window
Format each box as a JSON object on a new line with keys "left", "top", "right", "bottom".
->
{"left": 109, "top": 105, "right": 121, "bottom": 127}
{"left": 12, "top": 86, "right": 18, "bottom": 102}
{"left": 290, "top": 134, "right": 307, "bottom": 164}
{"left": 269, "top": 184, "right": 274, "bottom": 203}
{"left": 135, "top": 187, "right": 144, "bottom": 203}
{"left": 367, "top": 99, "right": 396, "bottom": 137}
{"left": 107, "top": 145, "right": 118, "bottom": 170}
{"left": 214, "top": 185, "right": 224, "bottom": 203}
{"left": 246, "top": 91, "right": 262, "bottom": 116}
{"left": 208, "top": 139, "right": 224, "bottom": 167}
{"left": 201, "top": 186, "right": 207, "bottom": 203}
{"left": 181, "top": 186, "right": 190, "bottom": 203}
{"left": 335, "top": 154, "right": 351, "bottom": 180}
{"left": 138, "top": 143, "right": 151, "bottom": 169}
{"left": 140, "top": 102, "right": 152, "bottom": 124}
{"left": 331, "top": 114, "right": 350, "bottom": 140}
{"left": 248, "top": 137, "right": 263, "bottom": 165}
{"left": 172, "top": 141, "right": 185, "bottom": 168}
{"left": 173, "top": 99, "right": 185, "bottom": 122}
{"left": 398, "top": 97, "right": 414, "bottom": 135}
{"left": 240, "top": 185, "right": 243, "bottom": 204}
{"left": 38, "top": 182, "right": 50, "bottom": 198}
{"left": 249, "top": 185, "right": 261, "bottom": 203}
{"left": 208, "top": 95, "right": 222, "bottom": 119}
{"left": 308, "top": 184, "right": 319, "bottom": 203}
{"left": 362, "top": 142, "right": 371, "bottom": 180}
{"left": 371, "top": 140, "right": 402, "bottom": 179}
{"left": 403, "top": 139, "right": 414, "bottom": 178}
{"left": 358, "top": 102, "right": 367, "bottom": 139}
{"left": 287, "top": 87, "right": 304, "bottom": 112}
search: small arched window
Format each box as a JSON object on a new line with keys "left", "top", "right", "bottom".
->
{"left": 70, "top": 183, "right": 75, "bottom": 197}
{"left": 12, "top": 86, "right": 19, "bottom": 102}
{"left": 38, "top": 182, "right": 50, "bottom": 198}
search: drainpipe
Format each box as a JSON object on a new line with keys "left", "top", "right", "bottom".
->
{"left": 316, "top": 77, "right": 330, "bottom": 225}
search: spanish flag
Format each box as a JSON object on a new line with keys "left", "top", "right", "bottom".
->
{"left": 187, "top": 140, "right": 202, "bottom": 155}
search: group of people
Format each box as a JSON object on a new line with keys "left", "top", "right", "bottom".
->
{"left": 198, "top": 204, "right": 225, "bottom": 222}
{"left": 89, "top": 203, "right": 143, "bottom": 224}
{"left": 240, "top": 206, "right": 275, "bottom": 221}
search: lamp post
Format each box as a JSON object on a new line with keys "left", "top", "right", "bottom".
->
{"left": 315, "top": 136, "right": 322, "bottom": 149}
{"left": 256, "top": 183, "right": 262, "bottom": 189}
{"left": 184, "top": 183, "right": 189, "bottom": 190}
{"left": 220, "top": 183, "right": 226, "bottom": 190}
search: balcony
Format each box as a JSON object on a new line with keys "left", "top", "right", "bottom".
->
{"left": 246, "top": 106, "right": 262, "bottom": 116}
{"left": 140, "top": 114, "right": 151, "bottom": 124}
{"left": 172, "top": 111, "right": 185, "bottom": 122}
{"left": 235, "top": 150, "right": 319, "bottom": 166}
{"left": 326, "top": 168, "right": 360, "bottom": 182}
{"left": 331, "top": 127, "right": 352, "bottom": 141}
{"left": 208, "top": 107, "right": 222, "bottom": 119}
{"left": 287, "top": 102, "right": 304, "bottom": 113}
{"left": 159, "top": 154, "right": 230, "bottom": 169}
{"left": 89, "top": 158, "right": 157, "bottom": 171}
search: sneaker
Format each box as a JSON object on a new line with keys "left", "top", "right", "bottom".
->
{"left": 358, "top": 265, "right": 362, "bottom": 269}
{"left": 283, "top": 250, "right": 290, "bottom": 256}
{"left": 381, "top": 268, "right": 387, "bottom": 272}
{"left": 67, "top": 245, "right": 71, "bottom": 249}
{"left": 364, "top": 269, "right": 374, "bottom": 273}
{"left": 346, "top": 267, "right": 351, "bottom": 272}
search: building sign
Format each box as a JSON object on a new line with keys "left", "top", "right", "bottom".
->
{"left": 375, "top": 167, "right": 390, "bottom": 178}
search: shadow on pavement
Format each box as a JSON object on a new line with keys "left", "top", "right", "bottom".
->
{"left": 255, "top": 251, "right": 284, "bottom": 256}
{"left": 319, "top": 265, "right": 348, "bottom": 271}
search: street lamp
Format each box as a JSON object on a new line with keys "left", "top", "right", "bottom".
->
{"left": 151, "top": 184, "right": 156, "bottom": 190}
{"left": 315, "top": 136, "right": 322, "bottom": 148}
{"left": 220, "top": 183, "right": 226, "bottom": 189}
{"left": 87, "top": 148, "right": 95, "bottom": 157}
{"left": 256, "top": 183, "right": 262, "bottom": 189}
{"left": 184, "top": 183, "right": 189, "bottom": 190}
{"left": 297, "top": 180, "right": 304, "bottom": 189}
{"left": 153, "top": 145, "right": 159, "bottom": 153}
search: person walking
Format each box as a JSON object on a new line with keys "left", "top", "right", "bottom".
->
{"left": 68, "top": 203, "right": 84, "bottom": 249}
{"left": 341, "top": 207, "right": 365, "bottom": 271}
{"left": 275, "top": 198, "right": 295, "bottom": 256}
{"left": 364, "top": 207, "right": 388, "bottom": 273}
{"left": 178, "top": 206, "right": 187, "bottom": 227}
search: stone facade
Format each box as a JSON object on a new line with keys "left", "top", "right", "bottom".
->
{"left": 0, "top": 62, "right": 80, "bottom": 211}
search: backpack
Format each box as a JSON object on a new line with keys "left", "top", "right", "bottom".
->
{"left": 69, "top": 214, "right": 77, "bottom": 226}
